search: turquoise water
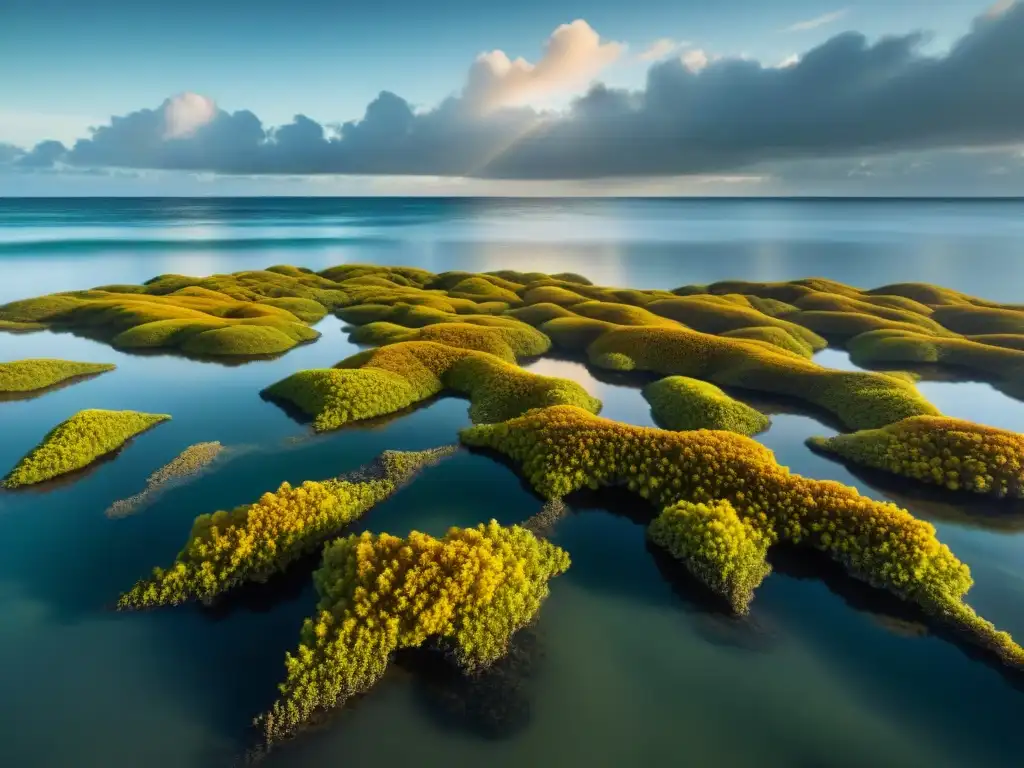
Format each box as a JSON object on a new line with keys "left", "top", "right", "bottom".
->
{"left": 1, "top": 198, "right": 1023, "bottom": 768}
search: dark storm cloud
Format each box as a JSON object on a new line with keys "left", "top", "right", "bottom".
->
{"left": 9, "top": 3, "right": 1024, "bottom": 180}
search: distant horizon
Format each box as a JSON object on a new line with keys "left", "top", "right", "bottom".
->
{"left": 3, "top": 194, "right": 1024, "bottom": 201}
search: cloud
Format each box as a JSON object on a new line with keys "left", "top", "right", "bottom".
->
{"left": 681, "top": 49, "right": 711, "bottom": 72}
{"left": 464, "top": 19, "right": 624, "bottom": 111}
{"left": 639, "top": 38, "right": 689, "bottom": 61}
{"left": 163, "top": 93, "right": 217, "bottom": 139}
{"left": 785, "top": 9, "right": 849, "bottom": 33}
{"left": 4, "top": 5, "right": 1024, "bottom": 187}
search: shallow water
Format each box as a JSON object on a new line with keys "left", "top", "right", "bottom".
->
{"left": 1, "top": 198, "right": 1023, "bottom": 768}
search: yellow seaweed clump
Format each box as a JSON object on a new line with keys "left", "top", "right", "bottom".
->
{"left": 0, "top": 358, "right": 115, "bottom": 394}
{"left": 643, "top": 376, "right": 770, "bottom": 435}
{"left": 350, "top": 320, "right": 550, "bottom": 360}
{"left": 648, "top": 500, "right": 771, "bottom": 614}
{"left": 645, "top": 297, "right": 827, "bottom": 351}
{"left": 587, "top": 326, "right": 938, "bottom": 430}
{"left": 809, "top": 416, "right": 1024, "bottom": 498}
{"left": 460, "top": 406, "right": 1024, "bottom": 666}
{"left": 3, "top": 409, "right": 170, "bottom": 488}
{"left": 0, "top": 285, "right": 323, "bottom": 358}
{"left": 264, "top": 341, "right": 600, "bottom": 431}
{"left": 257, "top": 521, "right": 570, "bottom": 743}
{"left": 848, "top": 329, "right": 1024, "bottom": 379}
{"left": 117, "top": 447, "right": 457, "bottom": 609}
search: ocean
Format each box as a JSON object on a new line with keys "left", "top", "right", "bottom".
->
{"left": 1, "top": 197, "right": 1022, "bottom": 768}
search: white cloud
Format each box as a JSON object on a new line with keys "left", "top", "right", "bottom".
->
{"left": 639, "top": 38, "right": 690, "bottom": 61}
{"left": 465, "top": 19, "right": 625, "bottom": 111}
{"left": 682, "top": 49, "right": 711, "bottom": 72}
{"left": 777, "top": 53, "right": 801, "bottom": 68}
{"left": 163, "top": 93, "right": 217, "bottom": 139}
{"left": 785, "top": 8, "right": 849, "bottom": 33}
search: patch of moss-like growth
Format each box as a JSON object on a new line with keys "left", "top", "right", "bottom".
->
{"left": 720, "top": 327, "right": 814, "bottom": 358}
{"left": 539, "top": 317, "right": 619, "bottom": 351}
{"left": 350, "top": 320, "right": 550, "bottom": 360}
{"left": 588, "top": 326, "right": 938, "bottom": 430}
{"left": 0, "top": 319, "right": 45, "bottom": 333}
{"left": 520, "top": 285, "right": 589, "bottom": 307}
{"left": 256, "top": 521, "right": 570, "bottom": 743}
{"left": 789, "top": 310, "right": 955, "bottom": 342}
{"left": 848, "top": 329, "right": 1024, "bottom": 380}
{"left": 569, "top": 300, "right": 680, "bottom": 328}
{"left": 967, "top": 334, "right": 1024, "bottom": 351}
{"left": 3, "top": 409, "right": 170, "bottom": 488}
{"left": 0, "top": 359, "right": 115, "bottom": 394}
{"left": 106, "top": 442, "right": 225, "bottom": 518}
{"left": 645, "top": 297, "right": 826, "bottom": 351}
{"left": 256, "top": 297, "right": 328, "bottom": 324}
{"left": 932, "top": 305, "right": 1024, "bottom": 335}
{"left": 792, "top": 293, "right": 943, "bottom": 330}
{"left": 118, "top": 447, "right": 457, "bottom": 609}
{"left": 809, "top": 416, "right": 1024, "bottom": 498}
{"left": 461, "top": 405, "right": 1024, "bottom": 667}
{"left": 264, "top": 341, "right": 600, "bottom": 431}
{"left": 0, "top": 284, "right": 323, "bottom": 358}
{"left": 448, "top": 277, "right": 522, "bottom": 305}
{"left": 507, "top": 302, "right": 577, "bottom": 325}
{"left": 649, "top": 500, "right": 771, "bottom": 614}
{"left": 866, "top": 283, "right": 992, "bottom": 307}
{"left": 643, "top": 376, "right": 770, "bottom": 435}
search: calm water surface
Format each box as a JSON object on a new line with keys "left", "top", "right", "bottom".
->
{"left": 1, "top": 198, "right": 1023, "bottom": 768}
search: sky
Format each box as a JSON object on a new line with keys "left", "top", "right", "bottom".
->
{"left": 1, "top": 0, "right": 1022, "bottom": 195}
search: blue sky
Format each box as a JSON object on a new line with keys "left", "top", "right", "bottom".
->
{"left": 1, "top": 0, "right": 1022, "bottom": 195}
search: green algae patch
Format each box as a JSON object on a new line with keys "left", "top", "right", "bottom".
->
{"left": 645, "top": 297, "right": 827, "bottom": 350}
{"left": 587, "top": 325, "right": 938, "bottom": 430}
{"left": 643, "top": 376, "right": 770, "bottom": 435}
{"left": 792, "top": 293, "right": 946, "bottom": 333}
{"left": 649, "top": 500, "right": 771, "bottom": 614}
{"left": 0, "top": 359, "right": 115, "bottom": 394}
{"left": 848, "top": 329, "right": 1024, "bottom": 380}
{"left": 106, "top": 442, "right": 225, "bottom": 518}
{"left": 539, "top": 317, "right": 619, "bottom": 350}
{"left": 932, "top": 305, "right": 1024, "bottom": 335}
{"left": 350, "top": 320, "right": 550, "bottom": 360}
{"left": 3, "top": 409, "right": 170, "bottom": 488}
{"left": 790, "top": 311, "right": 955, "bottom": 342}
{"left": 460, "top": 405, "right": 1024, "bottom": 667}
{"left": 520, "top": 285, "right": 589, "bottom": 306}
{"left": 256, "top": 521, "right": 570, "bottom": 743}
{"left": 117, "top": 447, "right": 457, "bottom": 609}
{"left": 0, "top": 270, "right": 337, "bottom": 358}
{"left": 507, "top": 302, "right": 577, "bottom": 325}
{"left": 264, "top": 341, "right": 600, "bottom": 431}
{"left": 809, "top": 416, "right": 1024, "bottom": 498}
{"left": 0, "top": 319, "right": 45, "bottom": 333}
{"left": 720, "top": 327, "right": 814, "bottom": 358}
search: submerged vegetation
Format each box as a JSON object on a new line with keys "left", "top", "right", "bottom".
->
{"left": 809, "top": 417, "right": 1024, "bottom": 498}
{"left": 3, "top": 409, "right": 170, "bottom": 488}
{"left": 106, "top": 441, "right": 225, "bottom": 517}
{"left": 461, "top": 406, "right": 1024, "bottom": 667}
{"left": 0, "top": 358, "right": 115, "bottom": 394}
{"left": 643, "top": 376, "right": 770, "bottom": 435}
{"left": 117, "top": 446, "right": 457, "bottom": 608}
{"left": 257, "top": 521, "right": 570, "bottom": 743}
